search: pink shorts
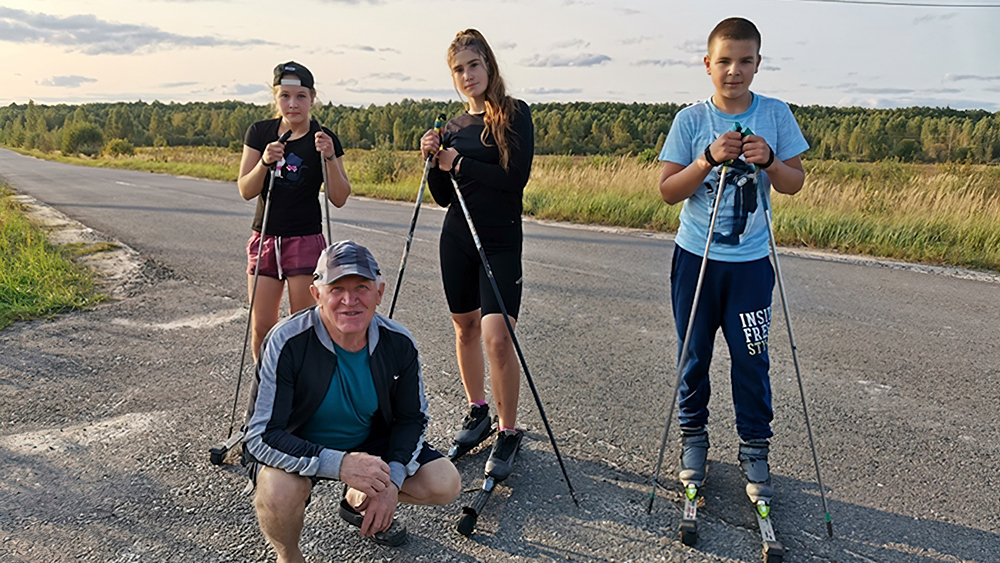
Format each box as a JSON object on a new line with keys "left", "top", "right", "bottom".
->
{"left": 246, "top": 233, "right": 326, "bottom": 280}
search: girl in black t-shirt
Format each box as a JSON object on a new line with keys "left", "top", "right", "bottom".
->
{"left": 421, "top": 30, "right": 534, "bottom": 473}
{"left": 237, "top": 61, "right": 351, "bottom": 361}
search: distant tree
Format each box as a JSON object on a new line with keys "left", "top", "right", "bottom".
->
{"left": 61, "top": 122, "right": 104, "bottom": 155}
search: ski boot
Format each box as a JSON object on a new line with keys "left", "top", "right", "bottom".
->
{"left": 339, "top": 486, "right": 408, "bottom": 547}
{"left": 484, "top": 428, "right": 523, "bottom": 482}
{"left": 738, "top": 438, "right": 773, "bottom": 502}
{"left": 448, "top": 404, "right": 494, "bottom": 461}
{"left": 740, "top": 438, "right": 783, "bottom": 562}
{"left": 678, "top": 426, "right": 709, "bottom": 546}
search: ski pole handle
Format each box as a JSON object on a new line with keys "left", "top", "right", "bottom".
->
{"left": 435, "top": 113, "right": 446, "bottom": 137}
{"left": 266, "top": 130, "right": 293, "bottom": 175}
{"left": 425, "top": 113, "right": 447, "bottom": 161}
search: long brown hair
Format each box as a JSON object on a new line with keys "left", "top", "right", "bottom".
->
{"left": 448, "top": 29, "right": 518, "bottom": 170}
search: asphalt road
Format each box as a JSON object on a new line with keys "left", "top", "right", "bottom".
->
{"left": 1, "top": 148, "right": 998, "bottom": 563}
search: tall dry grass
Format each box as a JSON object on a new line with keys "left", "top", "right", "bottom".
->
{"left": 782, "top": 161, "right": 1000, "bottom": 270}
{"left": 524, "top": 154, "right": 677, "bottom": 230}
{"left": 10, "top": 145, "right": 1000, "bottom": 271}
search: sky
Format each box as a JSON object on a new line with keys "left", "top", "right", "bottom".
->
{"left": 1, "top": 0, "right": 999, "bottom": 111}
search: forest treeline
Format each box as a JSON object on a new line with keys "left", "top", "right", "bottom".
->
{"left": 1, "top": 98, "right": 998, "bottom": 164}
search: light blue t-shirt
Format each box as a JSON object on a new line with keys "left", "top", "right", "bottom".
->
{"left": 659, "top": 93, "right": 808, "bottom": 262}
{"left": 298, "top": 342, "right": 378, "bottom": 450}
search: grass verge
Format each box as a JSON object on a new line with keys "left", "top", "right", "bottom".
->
{"left": 0, "top": 183, "right": 101, "bottom": 329}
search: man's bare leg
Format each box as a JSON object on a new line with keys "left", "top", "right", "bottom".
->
{"left": 254, "top": 467, "right": 312, "bottom": 563}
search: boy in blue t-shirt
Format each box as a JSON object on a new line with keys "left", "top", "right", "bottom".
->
{"left": 657, "top": 17, "right": 808, "bottom": 503}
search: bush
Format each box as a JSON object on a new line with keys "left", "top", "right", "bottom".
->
{"left": 153, "top": 136, "right": 168, "bottom": 148}
{"left": 636, "top": 148, "right": 658, "bottom": 165}
{"left": 229, "top": 139, "right": 244, "bottom": 153}
{"left": 61, "top": 123, "right": 104, "bottom": 156}
{"left": 103, "top": 138, "right": 135, "bottom": 156}
{"left": 354, "top": 144, "right": 403, "bottom": 184}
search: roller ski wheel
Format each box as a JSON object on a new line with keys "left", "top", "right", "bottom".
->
{"left": 456, "top": 509, "right": 478, "bottom": 537}
{"left": 762, "top": 539, "right": 784, "bottom": 563}
{"left": 208, "top": 430, "right": 244, "bottom": 466}
{"left": 209, "top": 447, "right": 226, "bottom": 466}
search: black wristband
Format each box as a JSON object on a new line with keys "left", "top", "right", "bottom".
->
{"left": 261, "top": 157, "right": 275, "bottom": 168}
{"left": 762, "top": 147, "right": 775, "bottom": 169}
{"left": 704, "top": 144, "right": 721, "bottom": 168}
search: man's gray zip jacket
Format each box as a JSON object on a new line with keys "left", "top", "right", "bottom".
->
{"left": 243, "top": 306, "right": 430, "bottom": 490}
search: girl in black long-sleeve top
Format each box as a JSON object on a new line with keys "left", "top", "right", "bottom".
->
{"left": 422, "top": 29, "right": 534, "bottom": 474}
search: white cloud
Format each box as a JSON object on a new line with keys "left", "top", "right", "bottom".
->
{"left": 552, "top": 39, "right": 590, "bottom": 49}
{"left": 945, "top": 74, "right": 1000, "bottom": 83}
{"left": 676, "top": 39, "right": 704, "bottom": 55}
{"left": 0, "top": 6, "right": 272, "bottom": 55}
{"left": 520, "top": 53, "right": 611, "bottom": 67}
{"left": 523, "top": 87, "right": 583, "bottom": 95}
{"left": 633, "top": 59, "right": 700, "bottom": 68}
{"left": 38, "top": 75, "right": 96, "bottom": 88}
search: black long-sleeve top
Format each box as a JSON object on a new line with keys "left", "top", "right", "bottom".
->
{"left": 428, "top": 99, "right": 534, "bottom": 229}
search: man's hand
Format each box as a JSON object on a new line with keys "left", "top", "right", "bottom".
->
{"left": 339, "top": 452, "right": 391, "bottom": 498}
{"left": 353, "top": 483, "right": 399, "bottom": 537}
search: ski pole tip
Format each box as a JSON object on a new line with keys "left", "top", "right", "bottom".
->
{"left": 826, "top": 519, "right": 834, "bottom": 538}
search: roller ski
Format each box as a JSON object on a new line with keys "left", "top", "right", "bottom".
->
{"left": 740, "top": 439, "right": 784, "bottom": 563}
{"left": 448, "top": 404, "right": 496, "bottom": 461}
{"left": 457, "top": 428, "right": 522, "bottom": 537}
{"left": 677, "top": 426, "right": 708, "bottom": 546}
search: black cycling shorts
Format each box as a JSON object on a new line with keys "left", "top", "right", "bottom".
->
{"left": 439, "top": 222, "right": 522, "bottom": 318}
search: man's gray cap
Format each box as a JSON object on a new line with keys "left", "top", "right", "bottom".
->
{"left": 313, "top": 240, "right": 381, "bottom": 284}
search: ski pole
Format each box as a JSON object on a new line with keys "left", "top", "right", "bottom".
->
{"left": 210, "top": 129, "right": 291, "bottom": 466}
{"left": 449, "top": 174, "right": 579, "bottom": 506}
{"left": 646, "top": 163, "right": 730, "bottom": 513}
{"left": 312, "top": 118, "right": 333, "bottom": 244}
{"left": 755, "top": 167, "right": 834, "bottom": 538}
{"left": 388, "top": 113, "right": 446, "bottom": 319}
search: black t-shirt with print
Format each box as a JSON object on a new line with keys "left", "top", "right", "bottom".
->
{"left": 244, "top": 118, "right": 344, "bottom": 237}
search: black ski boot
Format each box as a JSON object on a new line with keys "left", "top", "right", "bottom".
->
{"left": 485, "top": 429, "right": 522, "bottom": 481}
{"left": 339, "top": 487, "right": 407, "bottom": 547}
{"left": 678, "top": 426, "right": 709, "bottom": 487}
{"left": 738, "top": 438, "right": 773, "bottom": 502}
{"left": 448, "top": 404, "right": 493, "bottom": 460}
